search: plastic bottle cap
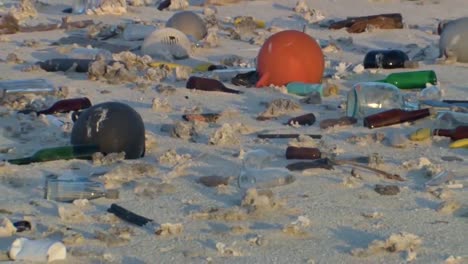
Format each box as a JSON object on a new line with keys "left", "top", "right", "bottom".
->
{"left": 105, "top": 189, "right": 119, "bottom": 199}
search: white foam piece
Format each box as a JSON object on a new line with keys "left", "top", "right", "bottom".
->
{"left": 9, "top": 238, "right": 67, "bottom": 262}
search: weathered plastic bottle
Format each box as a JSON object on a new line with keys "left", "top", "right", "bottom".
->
{"left": 376, "top": 70, "right": 437, "bottom": 89}
{"left": 363, "top": 49, "right": 409, "bottom": 69}
{"left": 45, "top": 175, "right": 118, "bottom": 202}
{"left": 238, "top": 150, "right": 295, "bottom": 189}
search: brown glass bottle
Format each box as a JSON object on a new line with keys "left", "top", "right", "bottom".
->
{"left": 186, "top": 76, "right": 242, "bottom": 94}
{"left": 285, "top": 146, "right": 321, "bottom": 160}
{"left": 19, "top": 97, "right": 92, "bottom": 115}
{"left": 433, "top": 126, "right": 468, "bottom": 141}
{"left": 363, "top": 108, "right": 431, "bottom": 129}
{"left": 286, "top": 113, "right": 316, "bottom": 126}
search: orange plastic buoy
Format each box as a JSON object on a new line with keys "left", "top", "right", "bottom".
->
{"left": 256, "top": 30, "right": 325, "bottom": 88}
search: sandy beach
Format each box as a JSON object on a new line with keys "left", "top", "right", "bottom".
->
{"left": 0, "top": 0, "right": 467, "bottom": 263}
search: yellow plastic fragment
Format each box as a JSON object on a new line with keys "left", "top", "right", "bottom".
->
{"left": 449, "top": 138, "right": 468, "bottom": 149}
{"left": 147, "top": 61, "right": 182, "bottom": 70}
{"left": 409, "top": 128, "right": 431, "bottom": 141}
{"left": 192, "top": 63, "right": 215, "bottom": 72}
{"left": 233, "top": 17, "right": 266, "bottom": 29}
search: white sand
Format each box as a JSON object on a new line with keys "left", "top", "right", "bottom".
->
{"left": 0, "top": 0, "right": 467, "bottom": 263}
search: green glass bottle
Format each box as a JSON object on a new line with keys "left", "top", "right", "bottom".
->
{"left": 7, "top": 145, "right": 99, "bottom": 165}
{"left": 376, "top": 70, "right": 437, "bottom": 89}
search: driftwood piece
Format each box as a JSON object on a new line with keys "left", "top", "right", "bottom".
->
{"left": 0, "top": 16, "right": 94, "bottom": 35}
{"left": 329, "top": 13, "right": 403, "bottom": 33}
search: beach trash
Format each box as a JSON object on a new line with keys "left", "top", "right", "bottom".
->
{"left": 71, "top": 102, "right": 145, "bottom": 159}
{"left": 0, "top": 79, "right": 56, "bottom": 99}
{"left": 6, "top": 145, "right": 99, "bottom": 165}
{"left": 186, "top": 76, "right": 242, "bottom": 94}
{"left": 18, "top": 97, "right": 92, "bottom": 116}
{"left": 238, "top": 149, "right": 295, "bottom": 189}
{"left": 363, "top": 108, "right": 431, "bottom": 129}
{"left": 439, "top": 17, "right": 468, "bottom": 63}
{"left": 141, "top": 28, "right": 192, "bottom": 60}
{"left": 166, "top": 11, "right": 207, "bottom": 41}
{"left": 285, "top": 147, "right": 322, "bottom": 160}
{"left": 375, "top": 70, "right": 437, "bottom": 89}
{"left": 363, "top": 49, "right": 409, "bottom": 69}
{"left": 44, "top": 174, "right": 119, "bottom": 203}
{"left": 8, "top": 238, "right": 66, "bottom": 262}
{"left": 256, "top": 30, "right": 324, "bottom": 87}
{"left": 346, "top": 82, "right": 405, "bottom": 118}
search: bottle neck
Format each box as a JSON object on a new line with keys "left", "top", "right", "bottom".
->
{"left": 433, "top": 128, "right": 452, "bottom": 138}
{"left": 7, "top": 157, "right": 33, "bottom": 165}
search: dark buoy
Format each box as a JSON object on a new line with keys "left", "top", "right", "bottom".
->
{"left": 71, "top": 102, "right": 145, "bottom": 159}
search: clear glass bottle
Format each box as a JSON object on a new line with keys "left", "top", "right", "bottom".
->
{"left": 433, "top": 111, "right": 468, "bottom": 130}
{"left": 72, "top": 0, "right": 101, "bottom": 14}
{"left": 44, "top": 175, "right": 118, "bottom": 203}
{"left": 237, "top": 149, "right": 295, "bottom": 190}
{"left": 346, "top": 82, "right": 442, "bottom": 118}
{"left": 346, "top": 82, "right": 405, "bottom": 118}
{"left": 0, "top": 79, "right": 56, "bottom": 99}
